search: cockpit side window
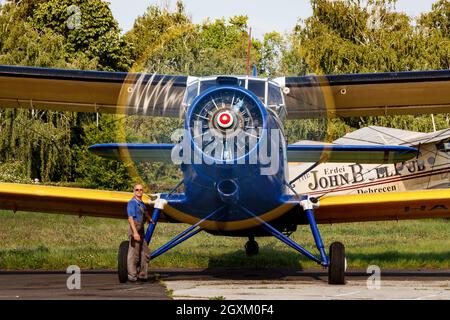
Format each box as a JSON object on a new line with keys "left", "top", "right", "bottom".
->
{"left": 436, "top": 140, "right": 450, "bottom": 153}
{"left": 184, "top": 81, "right": 199, "bottom": 107}
{"left": 267, "top": 82, "right": 287, "bottom": 121}
{"left": 268, "top": 83, "right": 283, "bottom": 106}
{"left": 247, "top": 80, "right": 265, "bottom": 104}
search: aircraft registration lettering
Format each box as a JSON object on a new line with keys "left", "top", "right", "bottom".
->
{"left": 404, "top": 205, "right": 449, "bottom": 213}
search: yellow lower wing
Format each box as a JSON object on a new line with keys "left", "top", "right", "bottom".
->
{"left": 316, "top": 189, "right": 450, "bottom": 223}
{"left": 0, "top": 183, "right": 449, "bottom": 225}
{"left": 0, "top": 183, "right": 170, "bottom": 221}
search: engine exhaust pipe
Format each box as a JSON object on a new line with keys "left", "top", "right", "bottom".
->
{"left": 217, "top": 179, "right": 239, "bottom": 204}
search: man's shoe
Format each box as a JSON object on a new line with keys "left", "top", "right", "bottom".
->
{"left": 138, "top": 278, "right": 148, "bottom": 282}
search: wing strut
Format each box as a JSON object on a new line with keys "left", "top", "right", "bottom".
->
{"left": 289, "top": 154, "right": 328, "bottom": 186}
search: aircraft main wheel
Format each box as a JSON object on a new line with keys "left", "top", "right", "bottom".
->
{"left": 118, "top": 240, "right": 129, "bottom": 283}
{"left": 328, "top": 242, "right": 346, "bottom": 285}
{"left": 245, "top": 239, "right": 259, "bottom": 256}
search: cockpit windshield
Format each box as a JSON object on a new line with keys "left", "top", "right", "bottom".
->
{"left": 183, "top": 76, "right": 287, "bottom": 121}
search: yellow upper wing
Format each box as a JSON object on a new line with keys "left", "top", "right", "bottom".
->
{"left": 280, "top": 70, "right": 450, "bottom": 119}
{"left": 316, "top": 189, "right": 450, "bottom": 223}
{"left": 1, "top": 65, "right": 450, "bottom": 119}
{"left": 0, "top": 182, "right": 171, "bottom": 222}
{"left": 0, "top": 65, "right": 188, "bottom": 117}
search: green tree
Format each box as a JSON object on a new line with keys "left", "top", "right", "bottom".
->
{"left": 0, "top": 0, "right": 132, "bottom": 188}
{"left": 126, "top": 0, "right": 190, "bottom": 67}
{"left": 282, "top": 0, "right": 450, "bottom": 142}
{"left": 73, "top": 114, "right": 133, "bottom": 190}
{"left": 417, "top": 0, "right": 450, "bottom": 69}
{"left": 31, "top": 0, "right": 133, "bottom": 71}
{"left": 258, "top": 31, "right": 285, "bottom": 77}
{"left": 0, "top": 2, "right": 75, "bottom": 182}
{"left": 125, "top": 2, "right": 258, "bottom": 76}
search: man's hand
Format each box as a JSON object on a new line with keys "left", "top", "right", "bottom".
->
{"left": 133, "top": 233, "right": 141, "bottom": 242}
{"left": 146, "top": 216, "right": 156, "bottom": 225}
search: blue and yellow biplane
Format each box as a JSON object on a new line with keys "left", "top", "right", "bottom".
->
{"left": 0, "top": 65, "right": 450, "bottom": 284}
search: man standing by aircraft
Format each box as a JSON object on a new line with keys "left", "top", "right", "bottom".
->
{"left": 127, "top": 184, "right": 154, "bottom": 282}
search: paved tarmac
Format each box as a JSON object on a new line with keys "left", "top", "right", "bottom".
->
{"left": 0, "top": 269, "right": 449, "bottom": 300}
{"left": 0, "top": 271, "right": 169, "bottom": 300}
{"left": 159, "top": 268, "right": 450, "bottom": 300}
{"left": 165, "top": 278, "right": 450, "bottom": 300}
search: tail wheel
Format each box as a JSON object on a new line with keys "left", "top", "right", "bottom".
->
{"left": 118, "top": 240, "right": 129, "bottom": 283}
{"left": 245, "top": 239, "right": 259, "bottom": 256}
{"left": 328, "top": 242, "right": 346, "bottom": 285}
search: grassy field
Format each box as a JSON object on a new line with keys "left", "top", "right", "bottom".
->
{"left": 0, "top": 210, "right": 449, "bottom": 271}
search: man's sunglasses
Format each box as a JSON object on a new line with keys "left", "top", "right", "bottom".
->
{"left": 134, "top": 189, "right": 143, "bottom": 192}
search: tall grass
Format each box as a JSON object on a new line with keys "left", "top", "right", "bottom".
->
{"left": 0, "top": 211, "right": 449, "bottom": 270}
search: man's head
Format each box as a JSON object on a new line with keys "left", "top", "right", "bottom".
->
{"left": 133, "top": 184, "right": 144, "bottom": 199}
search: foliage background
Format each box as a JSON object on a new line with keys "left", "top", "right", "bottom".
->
{"left": 0, "top": 0, "right": 448, "bottom": 191}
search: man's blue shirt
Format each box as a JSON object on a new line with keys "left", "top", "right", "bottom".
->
{"left": 127, "top": 198, "right": 147, "bottom": 223}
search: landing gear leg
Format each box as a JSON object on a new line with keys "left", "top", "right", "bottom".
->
{"left": 245, "top": 236, "right": 259, "bottom": 256}
{"left": 300, "top": 197, "right": 346, "bottom": 285}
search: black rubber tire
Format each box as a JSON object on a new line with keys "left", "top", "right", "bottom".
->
{"left": 245, "top": 240, "right": 259, "bottom": 257}
{"left": 328, "top": 242, "right": 346, "bottom": 285}
{"left": 118, "top": 240, "right": 129, "bottom": 283}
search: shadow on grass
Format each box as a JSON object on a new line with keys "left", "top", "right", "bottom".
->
{"left": 207, "top": 246, "right": 305, "bottom": 269}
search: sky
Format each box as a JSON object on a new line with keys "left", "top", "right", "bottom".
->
{"left": 107, "top": 0, "right": 440, "bottom": 39}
